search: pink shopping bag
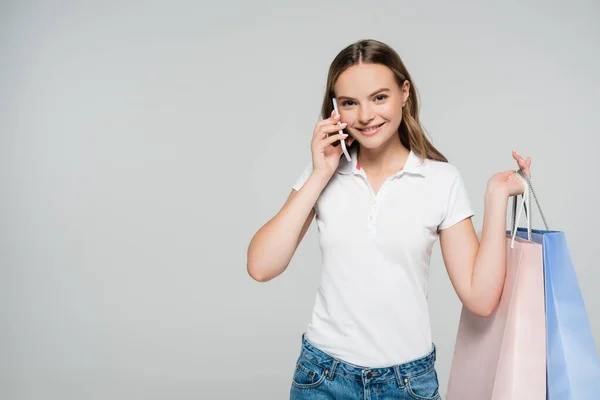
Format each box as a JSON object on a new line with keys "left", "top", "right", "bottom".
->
{"left": 446, "top": 231, "right": 546, "bottom": 399}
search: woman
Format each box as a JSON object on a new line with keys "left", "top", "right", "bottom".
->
{"left": 247, "top": 39, "right": 531, "bottom": 399}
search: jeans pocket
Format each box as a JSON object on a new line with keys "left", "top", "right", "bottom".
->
{"left": 291, "top": 356, "right": 327, "bottom": 389}
{"left": 405, "top": 368, "right": 441, "bottom": 400}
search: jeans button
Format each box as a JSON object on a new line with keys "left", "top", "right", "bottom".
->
{"left": 367, "top": 372, "right": 373, "bottom": 378}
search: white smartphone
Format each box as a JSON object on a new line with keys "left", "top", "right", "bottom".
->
{"left": 332, "top": 97, "right": 352, "bottom": 162}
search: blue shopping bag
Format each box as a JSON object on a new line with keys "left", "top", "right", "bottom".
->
{"left": 512, "top": 170, "right": 600, "bottom": 399}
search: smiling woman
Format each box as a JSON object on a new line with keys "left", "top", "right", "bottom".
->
{"left": 321, "top": 46, "right": 448, "bottom": 164}
{"left": 246, "top": 39, "right": 531, "bottom": 399}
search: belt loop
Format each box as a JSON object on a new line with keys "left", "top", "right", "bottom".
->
{"left": 326, "top": 359, "right": 338, "bottom": 381}
{"left": 393, "top": 365, "right": 405, "bottom": 388}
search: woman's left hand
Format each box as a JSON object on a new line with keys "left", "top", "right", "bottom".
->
{"left": 486, "top": 150, "right": 532, "bottom": 197}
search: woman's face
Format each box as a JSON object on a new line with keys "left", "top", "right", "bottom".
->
{"left": 333, "top": 63, "right": 410, "bottom": 149}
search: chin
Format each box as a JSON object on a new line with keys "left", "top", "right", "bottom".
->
{"left": 355, "top": 139, "right": 382, "bottom": 149}
{"left": 354, "top": 133, "right": 397, "bottom": 150}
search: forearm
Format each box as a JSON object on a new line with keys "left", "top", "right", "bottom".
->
{"left": 470, "top": 185, "right": 510, "bottom": 316}
{"left": 247, "top": 171, "right": 330, "bottom": 281}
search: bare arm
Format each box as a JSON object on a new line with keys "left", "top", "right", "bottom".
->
{"left": 247, "top": 171, "right": 331, "bottom": 282}
{"left": 247, "top": 108, "right": 353, "bottom": 282}
{"left": 439, "top": 151, "right": 532, "bottom": 317}
{"left": 439, "top": 187, "right": 509, "bottom": 317}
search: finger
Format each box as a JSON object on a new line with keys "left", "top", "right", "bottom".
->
{"left": 329, "top": 110, "right": 340, "bottom": 122}
{"left": 521, "top": 164, "right": 531, "bottom": 178}
{"left": 316, "top": 111, "right": 340, "bottom": 124}
{"left": 512, "top": 150, "right": 523, "bottom": 163}
{"left": 318, "top": 110, "right": 336, "bottom": 122}
{"left": 520, "top": 157, "right": 529, "bottom": 169}
{"left": 512, "top": 151, "right": 528, "bottom": 169}
{"left": 320, "top": 128, "right": 347, "bottom": 142}
{"left": 319, "top": 123, "right": 347, "bottom": 138}
{"left": 323, "top": 133, "right": 348, "bottom": 147}
{"left": 315, "top": 115, "right": 342, "bottom": 135}
{"left": 512, "top": 150, "right": 527, "bottom": 161}
{"left": 525, "top": 158, "right": 532, "bottom": 177}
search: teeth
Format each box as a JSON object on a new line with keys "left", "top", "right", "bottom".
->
{"left": 361, "top": 124, "right": 381, "bottom": 132}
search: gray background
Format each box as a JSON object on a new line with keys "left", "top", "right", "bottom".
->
{"left": 2, "top": 1, "right": 599, "bottom": 399}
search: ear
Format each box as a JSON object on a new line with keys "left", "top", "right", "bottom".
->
{"left": 401, "top": 80, "right": 410, "bottom": 107}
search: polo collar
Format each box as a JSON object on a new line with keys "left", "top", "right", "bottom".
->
{"left": 336, "top": 145, "right": 428, "bottom": 177}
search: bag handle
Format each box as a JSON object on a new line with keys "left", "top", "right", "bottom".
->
{"left": 510, "top": 169, "right": 549, "bottom": 247}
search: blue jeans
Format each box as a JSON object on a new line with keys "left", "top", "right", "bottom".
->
{"left": 290, "top": 335, "right": 441, "bottom": 400}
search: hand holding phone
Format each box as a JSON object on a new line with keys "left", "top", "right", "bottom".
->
{"left": 332, "top": 98, "right": 352, "bottom": 162}
{"left": 310, "top": 109, "right": 349, "bottom": 177}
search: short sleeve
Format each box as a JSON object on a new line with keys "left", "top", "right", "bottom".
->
{"left": 438, "top": 169, "right": 474, "bottom": 231}
{"left": 292, "top": 162, "right": 313, "bottom": 191}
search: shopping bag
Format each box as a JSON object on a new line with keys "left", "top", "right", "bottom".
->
{"left": 513, "top": 172, "right": 600, "bottom": 399}
{"left": 446, "top": 172, "right": 546, "bottom": 399}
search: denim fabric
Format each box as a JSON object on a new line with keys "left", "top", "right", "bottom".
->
{"left": 290, "top": 335, "right": 441, "bottom": 399}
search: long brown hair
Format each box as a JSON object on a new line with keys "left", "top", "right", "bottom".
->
{"left": 320, "top": 39, "right": 447, "bottom": 163}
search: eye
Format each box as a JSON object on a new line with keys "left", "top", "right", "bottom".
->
{"left": 341, "top": 100, "right": 355, "bottom": 107}
{"left": 375, "top": 94, "right": 388, "bottom": 101}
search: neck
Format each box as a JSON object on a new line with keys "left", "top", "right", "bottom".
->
{"left": 357, "top": 134, "right": 409, "bottom": 175}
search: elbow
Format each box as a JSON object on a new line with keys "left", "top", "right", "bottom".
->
{"left": 247, "top": 257, "right": 270, "bottom": 282}
{"left": 473, "top": 306, "right": 495, "bottom": 318}
{"left": 247, "top": 254, "right": 277, "bottom": 283}
{"left": 468, "top": 299, "right": 499, "bottom": 318}
{"left": 462, "top": 284, "right": 502, "bottom": 317}
{"left": 246, "top": 237, "right": 286, "bottom": 283}
{"left": 247, "top": 241, "right": 270, "bottom": 282}
{"left": 247, "top": 264, "right": 272, "bottom": 283}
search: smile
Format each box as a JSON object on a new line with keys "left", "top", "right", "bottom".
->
{"left": 357, "top": 123, "right": 385, "bottom": 136}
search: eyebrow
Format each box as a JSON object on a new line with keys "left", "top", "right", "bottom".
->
{"left": 336, "top": 87, "right": 391, "bottom": 101}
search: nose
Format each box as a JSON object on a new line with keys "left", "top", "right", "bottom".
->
{"left": 358, "top": 104, "right": 375, "bottom": 125}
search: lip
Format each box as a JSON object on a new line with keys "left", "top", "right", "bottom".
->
{"left": 356, "top": 122, "right": 385, "bottom": 137}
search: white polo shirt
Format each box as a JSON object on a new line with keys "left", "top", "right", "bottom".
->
{"left": 292, "top": 145, "right": 474, "bottom": 367}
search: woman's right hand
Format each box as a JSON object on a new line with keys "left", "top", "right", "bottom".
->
{"left": 311, "top": 110, "right": 354, "bottom": 176}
